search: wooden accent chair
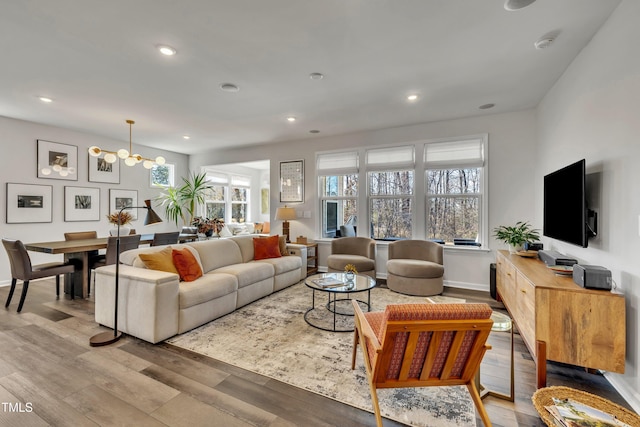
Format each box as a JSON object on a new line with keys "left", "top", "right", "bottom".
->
{"left": 3, "top": 239, "right": 77, "bottom": 312}
{"left": 351, "top": 301, "right": 494, "bottom": 426}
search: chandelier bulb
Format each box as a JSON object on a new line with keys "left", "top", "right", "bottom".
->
{"left": 124, "top": 157, "right": 136, "bottom": 166}
{"left": 104, "top": 153, "right": 117, "bottom": 163}
{"left": 117, "top": 148, "right": 129, "bottom": 159}
{"left": 41, "top": 168, "right": 52, "bottom": 175}
{"left": 52, "top": 164, "right": 62, "bottom": 172}
{"left": 143, "top": 160, "right": 154, "bottom": 169}
{"left": 155, "top": 156, "right": 166, "bottom": 165}
{"left": 59, "top": 170, "right": 69, "bottom": 177}
{"left": 88, "top": 146, "right": 102, "bottom": 157}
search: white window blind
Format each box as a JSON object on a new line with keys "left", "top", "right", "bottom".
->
{"left": 231, "top": 175, "right": 251, "bottom": 187}
{"left": 366, "top": 145, "right": 415, "bottom": 169}
{"left": 206, "top": 172, "right": 228, "bottom": 184}
{"left": 424, "top": 138, "right": 484, "bottom": 168}
{"left": 317, "top": 151, "right": 359, "bottom": 175}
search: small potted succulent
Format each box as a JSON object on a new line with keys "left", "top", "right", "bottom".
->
{"left": 107, "top": 211, "right": 133, "bottom": 236}
{"left": 493, "top": 221, "right": 540, "bottom": 253}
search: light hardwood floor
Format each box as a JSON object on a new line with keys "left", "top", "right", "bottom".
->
{"left": 0, "top": 279, "right": 633, "bottom": 427}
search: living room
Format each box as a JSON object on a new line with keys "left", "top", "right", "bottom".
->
{"left": 1, "top": 1, "right": 639, "bottom": 425}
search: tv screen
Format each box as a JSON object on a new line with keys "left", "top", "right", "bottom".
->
{"left": 543, "top": 159, "right": 588, "bottom": 247}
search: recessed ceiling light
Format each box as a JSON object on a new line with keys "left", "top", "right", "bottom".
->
{"left": 504, "top": 0, "right": 536, "bottom": 11}
{"left": 407, "top": 94, "right": 419, "bottom": 101}
{"left": 183, "top": 135, "right": 190, "bottom": 140}
{"left": 309, "top": 72, "right": 324, "bottom": 80}
{"left": 39, "top": 96, "right": 53, "bottom": 103}
{"left": 309, "top": 130, "right": 320, "bottom": 134}
{"left": 479, "top": 103, "right": 495, "bottom": 110}
{"left": 534, "top": 37, "right": 555, "bottom": 49}
{"left": 157, "top": 45, "right": 177, "bottom": 56}
{"left": 220, "top": 83, "right": 240, "bottom": 92}
{"left": 286, "top": 117, "right": 296, "bottom": 122}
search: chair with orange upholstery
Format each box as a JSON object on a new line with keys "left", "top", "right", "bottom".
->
{"left": 351, "top": 301, "right": 494, "bottom": 426}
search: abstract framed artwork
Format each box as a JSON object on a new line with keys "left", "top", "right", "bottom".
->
{"left": 6, "top": 183, "right": 53, "bottom": 223}
{"left": 279, "top": 160, "right": 304, "bottom": 203}
{"left": 37, "top": 140, "right": 78, "bottom": 181}
{"left": 64, "top": 186, "right": 100, "bottom": 222}
{"left": 109, "top": 189, "right": 138, "bottom": 220}
{"left": 89, "top": 152, "right": 120, "bottom": 184}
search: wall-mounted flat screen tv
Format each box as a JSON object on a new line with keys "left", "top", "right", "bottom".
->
{"left": 543, "top": 159, "right": 588, "bottom": 247}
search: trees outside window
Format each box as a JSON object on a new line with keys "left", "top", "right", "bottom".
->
{"left": 319, "top": 174, "right": 358, "bottom": 237}
{"left": 369, "top": 170, "right": 413, "bottom": 240}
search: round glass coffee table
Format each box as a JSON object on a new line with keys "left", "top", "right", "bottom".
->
{"left": 304, "top": 272, "right": 376, "bottom": 332}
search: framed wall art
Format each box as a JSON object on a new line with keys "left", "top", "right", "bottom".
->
{"left": 64, "top": 186, "right": 100, "bottom": 222}
{"left": 109, "top": 189, "right": 138, "bottom": 220}
{"left": 89, "top": 152, "right": 120, "bottom": 183}
{"left": 6, "top": 183, "right": 53, "bottom": 223}
{"left": 37, "top": 140, "right": 78, "bottom": 181}
{"left": 279, "top": 160, "right": 304, "bottom": 203}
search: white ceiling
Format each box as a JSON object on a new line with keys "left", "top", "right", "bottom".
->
{"left": 0, "top": 0, "right": 620, "bottom": 155}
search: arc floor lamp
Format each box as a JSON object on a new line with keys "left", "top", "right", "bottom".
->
{"left": 89, "top": 199, "right": 162, "bottom": 346}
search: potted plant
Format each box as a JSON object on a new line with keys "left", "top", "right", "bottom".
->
{"left": 192, "top": 216, "right": 225, "bottom": 237}
{"left": 493, "top": 221, "right": 540, "bottom": 253}
{"left": 107, "top": 211, "right": 133, "bottom": 236}
{"left": 156, "top": 172, "right": 212, "bottom": 227}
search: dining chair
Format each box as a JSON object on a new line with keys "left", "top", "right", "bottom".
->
{"left": 2, "top": 239, "right": 77, "bottom": 312}
{"left": 64, "top": 231, "right": 100, "bottom": 294}
{"left": 351, "top": 301, "right": 494, "bottom": 427}
{"left": 91, "top": 235, "right": 142, "bottom": 272}
{"left": 151, "top": 231, "right": 180, "bottom": 246}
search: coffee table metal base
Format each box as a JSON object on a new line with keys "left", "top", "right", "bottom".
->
{"left": 304, "top": 288, "right": 372, "bottom": 332}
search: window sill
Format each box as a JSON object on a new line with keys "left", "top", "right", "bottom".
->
{"left": 314, "top": 238, "right": 491, "bottom": 253}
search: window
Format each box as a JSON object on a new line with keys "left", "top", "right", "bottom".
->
{"left": 203, "top": 172, "right": 251, "bottom": 223}
{"left": 317, "top": 151, "right": 358, "bottom": 238}
{"left": 150, "top": 163, "right": 174, "bottom": 187}
{"left": 366, "top": 146, "right": 415, "bottom": 240}
{"left": 425, "top": 136, "right": 486, "bottom": 246}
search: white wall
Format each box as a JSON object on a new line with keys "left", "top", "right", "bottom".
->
{"left": 536, "top": 0, "right": 639, "bottom": 410}
{"left": 191, "top": 109, "right": 538, "bottom": 290}
{"left": 0, "top": 116, "right": 189, "bottom": 282}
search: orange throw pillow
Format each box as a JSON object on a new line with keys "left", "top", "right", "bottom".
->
{"left": 139, "top": 247, "right": 179, "bottom": 275}
{"left": 172, "top": 248, "right": 203, "bottom": 282}
{"left": 253, "top": 235, "right": 282, "bottom": 260}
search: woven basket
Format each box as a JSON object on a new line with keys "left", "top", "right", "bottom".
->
{"left": 532, "top": 386, "right": 640, "bottom": 426}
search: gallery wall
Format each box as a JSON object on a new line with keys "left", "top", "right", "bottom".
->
{"left": 535, "top": 0, "right": 639, "bottom": 410}
{"left": 0, "top": 116, "right": 189, "bottom": 281}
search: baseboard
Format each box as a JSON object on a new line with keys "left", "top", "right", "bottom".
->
{"left": 603, "top": 372, "right": 640, "bottom": 413}
{"left": 444, "top": 279, "right": 488, "bottom": 293}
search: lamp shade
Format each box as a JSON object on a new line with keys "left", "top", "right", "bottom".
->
{"left": 275, "top": 207, "right": 296, "bottom": 221}
{"left": 143, "top": 199, "right": 163, "bottom": 225}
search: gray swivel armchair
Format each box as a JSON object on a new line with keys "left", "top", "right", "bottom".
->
{"left": 386, "top": 239, "right": 444, "bottom": 296}
{"left": 327, "top": 237, "right": 376, "bottom": 279}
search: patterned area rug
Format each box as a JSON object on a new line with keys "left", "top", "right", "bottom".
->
{"left": 167, "top": 282, "right": 476, "bottom": 426}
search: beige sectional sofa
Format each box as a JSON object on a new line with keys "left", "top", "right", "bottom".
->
{"left": 94, "top": 236, "right": 306, "bottom": 343}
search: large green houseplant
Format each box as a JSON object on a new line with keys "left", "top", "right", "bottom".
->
{"left": 156, "top": 172, "right": 212, "bottom": 227}
{"left": 493, "top": 221, "right": 540, "bottom": 253}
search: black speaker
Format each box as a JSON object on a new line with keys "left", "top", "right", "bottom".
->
{"left": 490, "top": 263, "right": 497, "bottom": 300}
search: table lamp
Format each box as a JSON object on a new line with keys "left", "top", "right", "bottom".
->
{"left": 89, "top": 199, "right": 162, "bottom": 346}
{"left": 275, "top": 206, "right": 296, "bottom": 243}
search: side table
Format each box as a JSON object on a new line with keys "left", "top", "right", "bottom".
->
{"left": 303, "top": 243, "right": 318, "bottom": 276}
{"left": 477, "top": 311, "right": 515, "bottom": 402}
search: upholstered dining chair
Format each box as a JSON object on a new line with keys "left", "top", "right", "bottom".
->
{"left": 327, "top": 237, "right": 376, "bottom": 279}
{"left": 92, "top": 235, "right": 142, "bottom": 271}
{"left": 386, "top": 239, "right": 444, "bottom": 296}
{"left": 2, "top": 238, "right": 77, "bottom": 312}
{"left": 64, "top": 231, "right": 100, "bottom": 293}
{"left": 151, "top": 231, "right": 180, "bottom": 246}
{"left": 351, "top": 301, "right": 494, "bottom": 427}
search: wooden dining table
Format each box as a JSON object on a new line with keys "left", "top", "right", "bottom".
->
{"left": 25, "top": 234, "right": 154, "bottom": 299}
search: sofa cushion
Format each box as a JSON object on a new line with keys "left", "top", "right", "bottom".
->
{"left": 253, "top": 235, "right": 282, "bottom": 260}
{"left": 188, "top": 239, "right": 242, "bottom": 273}
{"left": 172, "top": 248, "right": 204, "bottom": 282}
{"left": 254, "top": 255, "right": 301, "bottom": 275}
{"left": 214, "top": 262, "right": 274, "bottom": 288}
{"left": 178, "top": 273, "right": 238, "bottom": 309}
{"left": 327, "top": 254, "right": 375, "bottom": 273}
{"left": 121, "top": 244, "right": 203, "bottom": 271}
{"left": 138, "top": 246, "right": 179, "bottom": 275}
{"left": 387, "top": 259, "right": 444, "bottom": 278}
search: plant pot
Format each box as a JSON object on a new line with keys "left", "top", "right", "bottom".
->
{"left": 509, "top": 244, "right": 524, "bottom": 254}
{"left": 110, "top": 226, "right": 131, "bottom": 237}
